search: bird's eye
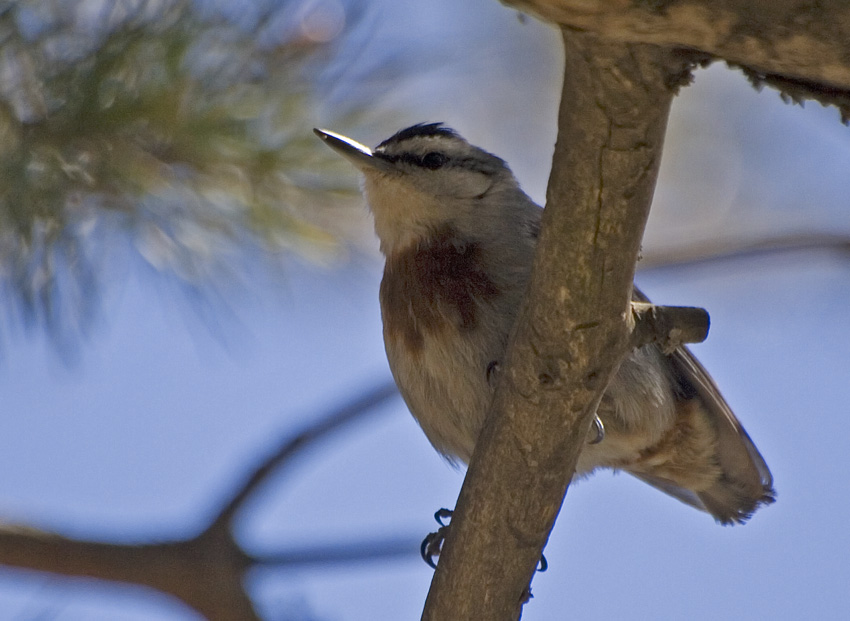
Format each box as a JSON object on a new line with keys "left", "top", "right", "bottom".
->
{"left": 421, "top": 152, "right": 447, "bottom": 170}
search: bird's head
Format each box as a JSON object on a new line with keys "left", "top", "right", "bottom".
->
{"left": 315, "top": 123, "right": 525, "bottom": 255}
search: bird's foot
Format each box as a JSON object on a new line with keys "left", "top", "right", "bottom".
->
{"left": 420, "top": 508, "right": 549, "bottom": 573}
{"left": 420, "top": 508, "right": 453, "bottom": 569}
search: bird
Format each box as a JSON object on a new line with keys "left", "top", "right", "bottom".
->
{"left": 314, "top": 122, "right": 775, "bottom": 524}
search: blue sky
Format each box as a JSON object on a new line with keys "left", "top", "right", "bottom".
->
{"left": 1, "top": 0, "right": 849, "bottom": 619}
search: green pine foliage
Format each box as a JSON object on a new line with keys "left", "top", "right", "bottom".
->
{"left": 0, "top": 0, "right": 361, "bottom": 348}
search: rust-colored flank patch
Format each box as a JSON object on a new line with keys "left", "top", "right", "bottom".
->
{"left": 380, "top": 225, "right": 500, "bottom": 352}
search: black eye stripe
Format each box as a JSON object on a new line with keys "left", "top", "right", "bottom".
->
{"left": 379, "top": 152, "right": 445, "bottom": 169}
{"left": 377, "top": 151, "right": 496, "bottom": 175}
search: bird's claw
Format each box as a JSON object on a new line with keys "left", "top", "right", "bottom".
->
{"left": 420, "top": 508, "right": 453, "bottom": 569}
{"left": 434, "top": 507, "right": 453, "bottom": 526}
{"left": 588, "top": 415, "right": 605, "bottom": 445}
{"left": 420, "top": 508, "right": 548, "bottom": 573}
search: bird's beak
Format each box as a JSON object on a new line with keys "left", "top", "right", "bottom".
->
{"left": 313, "top": 128, "right": 396, "bottom": 174}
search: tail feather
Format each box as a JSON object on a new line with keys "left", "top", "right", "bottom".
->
{"left": 628, "top": 347, "right": 775, "bottom": 524}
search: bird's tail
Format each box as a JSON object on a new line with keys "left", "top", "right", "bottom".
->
{"left": 627, "top": 347, "right": 775, "bottom": 525}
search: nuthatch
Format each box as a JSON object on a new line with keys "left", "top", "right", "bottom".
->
{"left": 315, "top": 123, "right": 774, "bottom": 524}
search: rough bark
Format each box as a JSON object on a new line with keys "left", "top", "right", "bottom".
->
{"left": 422, "top": 30, "right": 702, "bottom": 621}
{"left": 505, "top": 0, "right": 850, "bottom": 88}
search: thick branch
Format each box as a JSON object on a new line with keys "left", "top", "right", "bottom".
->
{"left": 422, "top": 31, "right": 692, "bottom": 620}
{"left": 0, "top": 527, "right": 257, "bottom": 620}
{"left": 504, "top": 0, "right": 850, "bottom": 116}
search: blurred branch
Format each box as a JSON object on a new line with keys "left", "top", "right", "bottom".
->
{"left": 0, "top": 381, "right": 409, "bottom": 620}
{"left": 208, "top": 380, "right": 399, "bottom": 531}
{"left": 639, "top": 231, "right": 850, "bottom": 273}
{"left": 0, "top": 526, "right": 258, "bottom": 620}
{"left": 504, "top": 0, "right": 850, "bottom": 121}
{"left": 250, "top": 534, "right": 420, "bottom": 568}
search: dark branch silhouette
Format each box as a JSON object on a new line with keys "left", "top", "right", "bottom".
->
{"left": 209, "top": 381, "right": 400, "bottom": 532}
{"left": 0, "top": 381, "right": 408, "bottom": 620}
{"left": 640, "top": 231, "right": 850, "bottom": 273}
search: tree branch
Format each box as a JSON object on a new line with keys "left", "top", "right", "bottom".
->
{"left": 0, "top": 381, "right": 403, "bottom": 620}
{"left": 422, "top": 31, "right": 697, "bottom": 620}
{"left": 504, "top": 0, "right": 850, "bottom": 119}
{"left": 207, "top": 381, "right": 399, "bottom": 532}
{"left": 249, "top": 534, "right": 421, "bottom": 568}
{"left": 0, "top": 527, "right": 258, "bottom": 620}
{"left": 639, "top": 231, "right": 850, "bottom": 272}
{"left": 631, "top": 302, "right": 709, "bottom": 354}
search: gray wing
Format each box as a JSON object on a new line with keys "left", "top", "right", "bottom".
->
{"left": 631, "top": 287, "right": 775, "bottom": 523}
{"left": 667, "top": 346, "right": 775, "bottom": 522}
